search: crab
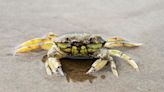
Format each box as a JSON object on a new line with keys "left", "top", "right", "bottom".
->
{"left": 15, "top": 33, "right": 142, "bottom": 77}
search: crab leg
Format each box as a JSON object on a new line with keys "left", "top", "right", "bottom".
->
{"left": 109, "top": 57, "right": 119, "bottom": 77}
{"left": 46, "top": 57, "right": 64, "bottom": 76}
{"left": 86, "top": 59, "right": 108, "bottom": 74}
{"left": 107, "top": 37, "right": 126, "bottom": 42}
{"left": 106, "top": 37, "right": 142, "bottom": 48}
{"left": 15, "top": 33, "right": 57, "bottom": 53}
{"left": 109, "top": 50, "right": 139, "bottom": 72}
{"left": 45, "top": 45, "right": 65, "bottom": 76}
{"left": 45, "top": 61, "right": 53, "bottom": 75}
{"left": 104, "top": 42, "right": 142, "bottom": 48}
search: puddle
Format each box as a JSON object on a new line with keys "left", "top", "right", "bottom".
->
{"left": 61, "top": 58, "right": 97, "bottom": 83}
{"left": 42, "top": 55, "right": 107, "bottom": 83}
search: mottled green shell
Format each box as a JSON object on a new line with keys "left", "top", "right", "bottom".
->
{"left": 56, "top": 43, "right": 103, "bottom": 56}
{"left": 54, "top": 33, "right": 105, "bottom": 56}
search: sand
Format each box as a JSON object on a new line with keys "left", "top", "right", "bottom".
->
{"left": 0, "top": 0, "right": 164, "bottom": 92}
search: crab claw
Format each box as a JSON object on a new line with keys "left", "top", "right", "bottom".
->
{"left": 86, "top": 59, "right": 108, "bottom": 74}
{"left": 56, "top": 66, "right": 65, "bottom": 76}
{"left": 86, "top": 66, "right": 96, "bottom": 74}
{"left": 15, "top": 33, "right": 58, "bottom": 54}
{"left": 47, "top": 57, "right": 64, "bottom": 76}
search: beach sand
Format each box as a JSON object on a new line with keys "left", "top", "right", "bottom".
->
{"left": 0, "top": 0, "right": 164, "bottom": 92}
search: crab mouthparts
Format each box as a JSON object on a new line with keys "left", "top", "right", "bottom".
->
{"left": 71, "top": 42, "right": 83, "bottom": 46}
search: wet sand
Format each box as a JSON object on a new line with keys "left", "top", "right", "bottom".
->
{"left": 42, "top": 55, "right": 98, "bottom": 83}
{"left": 0, "top": 0, "right": 164, "bottom": 92}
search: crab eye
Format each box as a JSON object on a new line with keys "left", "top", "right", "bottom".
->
{"left": 64, "top": 38, "right": 70, "bottom": 43}
{"left": 66, "top": 38, "right": 69, "bottom": 41}
{"left": 89, "top": 37, "right": 95, "bottom": 43}
{"left": 89, "top": 38, "right": 93, "bottom": 41}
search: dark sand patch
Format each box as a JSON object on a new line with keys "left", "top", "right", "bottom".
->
{"left": 101, "top": 75, "right": 106, "bottom": 79}
{"left": 61, "top": 58, "right": 97, "bottom": 83}
{"left": 42, "top": 55, "right": 98, "bottom": 83}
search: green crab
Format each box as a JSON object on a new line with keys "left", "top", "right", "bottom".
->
{"left": 15, "top": 33, "right": 142, "bottom": 77}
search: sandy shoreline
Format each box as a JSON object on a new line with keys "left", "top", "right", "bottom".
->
{"left": 0, "top": 0, "right": 164, "bottom": 92}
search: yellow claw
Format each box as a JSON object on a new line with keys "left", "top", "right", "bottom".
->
{"left": 19, "top": 33, "right": 57, "bottom": 47}
{"left": 16, "top": 42, "right": 54, "bottom": 53}
{"left": 15, "top": 45, "right": 40, "bottom": 53}
{"left": 15, "top": 33, "right": 58, "bottom": 54}
{"left": 19, "top": 38, "right": 47, "bottom": 47}
{"left": 41, "top": 42, "right": 54, "bottom": 50}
